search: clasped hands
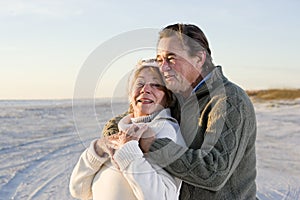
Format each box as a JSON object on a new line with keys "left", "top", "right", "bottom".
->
{"left": 94, "top": 125, "right": 155, "bottom": 158}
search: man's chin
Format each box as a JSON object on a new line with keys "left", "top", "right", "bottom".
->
{"left": 166, "top": 84, "right": 191, "bottom": 96}
{"left": 167, "top": 86, "right": 181, "bottom": 94}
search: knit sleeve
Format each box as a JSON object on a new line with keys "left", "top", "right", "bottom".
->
{"left": 113, "top": 141, "right": 181, "bottom": 200}
{"left": 69, "top": 140, "right": 109, "bottom": 200}
{"left": 148, "top": 97, "right": 256, "bottom": 191}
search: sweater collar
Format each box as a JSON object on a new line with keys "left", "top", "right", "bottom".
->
{"left": 192, "top": 72, "right": 213, "bottom": 93}
{"left": 176, "top": 66, "right": 227, "bottom": 105}
{"left": 131, "top": 110, "right": 161, "bottom": 123}
{"left": 195, "top": 65, "right": 227, "bottom": 93}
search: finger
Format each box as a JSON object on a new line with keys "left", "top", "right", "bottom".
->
{"left": 141, "top": 127, "right": 155, "bottom": 138}
{"left": 104, "top": 135, "right": 119, "bottom": 145}
{"left": 138, "top": 124, "right": 148, "bottom": 132}
{"left": 108, "top": 134, "right": 120, "bottom": 139}
{"left": 125, "top": 125, "right": 137, "bottom": 136}
{"left": 106, "top": 141, "right": 119, "bottom": 150}
{"left": 117, "top": 131, "right": 125, "bottom": 136}
{"left": 132, "top": 125, "right": 148, "bottom": 140}
{"left": 108, "top": 139, "right": 119, "bottom": 145}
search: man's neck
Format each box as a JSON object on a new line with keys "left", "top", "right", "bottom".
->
{"left": 181, "top": 89, "right": 193, "bottom": 99}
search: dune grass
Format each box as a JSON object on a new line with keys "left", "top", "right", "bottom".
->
{"left": 246, "top": 89, "right": 300, "bottom": 100}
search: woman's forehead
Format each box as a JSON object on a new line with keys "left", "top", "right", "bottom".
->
{"left": 137, "top": 68, "right": 160, "bottom": 79}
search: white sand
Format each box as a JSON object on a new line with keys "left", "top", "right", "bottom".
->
{"left": 0, "top": 99, "right": 299, "bottom": 200}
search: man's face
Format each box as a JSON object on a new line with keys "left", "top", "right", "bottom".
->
{"left": 156, "top": 35, "right": 201, "bottom": 96}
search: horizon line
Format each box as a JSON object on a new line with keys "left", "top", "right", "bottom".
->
{"left": 1, "top": 88, "right": 299, "bottom": 101}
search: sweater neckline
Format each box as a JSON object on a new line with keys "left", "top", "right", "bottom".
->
{"left": 131, "top": 110, "right": 161, "bottom": 123}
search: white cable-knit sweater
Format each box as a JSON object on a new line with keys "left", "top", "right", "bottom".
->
{"left": 69, "top": 108, "right": 186, "bottom": 200}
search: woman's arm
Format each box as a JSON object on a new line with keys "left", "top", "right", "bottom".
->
{"left": 69, "top": 111, "right": 127, "bottom": 199}
{"left": 112, "top": 122, "right": 184, "bottom": 200}
{"left": 114, "top": 141, "right": 180, "bottom": 200}
{"left": 69, "top": 139, "right": 110, "bottom": 200}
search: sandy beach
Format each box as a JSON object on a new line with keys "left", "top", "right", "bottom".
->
{"left": 0, "top": 98, "right": 299, "bottom": 200}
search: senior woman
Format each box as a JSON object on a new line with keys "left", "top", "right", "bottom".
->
{"left": 69, "top": 59, "right": 186, "bottom": 200}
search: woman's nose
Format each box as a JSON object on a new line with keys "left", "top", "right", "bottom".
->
{"left": 140, "top": 83, "right": 151, "bottom": 93}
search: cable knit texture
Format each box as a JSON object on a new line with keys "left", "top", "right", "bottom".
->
{"left": 148, "top": 66, "right": 258, "bottom": 200}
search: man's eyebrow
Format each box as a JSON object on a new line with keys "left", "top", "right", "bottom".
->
{"left": 156, "top": 52, "right": 177, "bottom": 58}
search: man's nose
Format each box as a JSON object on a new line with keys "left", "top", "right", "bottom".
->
{"left": 160, "top": 59, "right": 171, "bottom": 72}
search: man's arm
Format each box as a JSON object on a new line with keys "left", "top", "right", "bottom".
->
{"left": 145, "top": 98, "right": 256, "bottom": 191}
{"left": 102, "top": 111, "right": 128, "bottom": 136}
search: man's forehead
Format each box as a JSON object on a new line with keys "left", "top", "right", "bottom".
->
{"left": 157, "top": 37, "right": 187, "bottom": 56}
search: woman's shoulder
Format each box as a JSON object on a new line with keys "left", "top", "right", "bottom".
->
{"left": 155, "top": 108, "right": 177, "bottom": 123}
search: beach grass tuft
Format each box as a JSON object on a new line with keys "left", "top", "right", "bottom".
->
{"left": 246, "top": 89, "right": 300, "bottom": 100}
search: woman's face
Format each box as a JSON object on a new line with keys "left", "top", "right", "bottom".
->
{"left": 130, "top": 67, "right": 166, "bottom": 117}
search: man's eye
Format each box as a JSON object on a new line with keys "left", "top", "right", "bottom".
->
{"left": 156, "top": 58, "right": 163, "bottom": 65}
{"left": 167, "top": 57, "right": 175, "bottom": 63}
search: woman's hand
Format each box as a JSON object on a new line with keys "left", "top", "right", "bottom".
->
{"left": 108, "top": 125, "right": 148, "bottom": 149}
{"left": 94, "top": 136, "right": 116, "bottom": 157}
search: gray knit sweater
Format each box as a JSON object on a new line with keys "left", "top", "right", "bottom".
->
{"left": 148, "top": 66, "right": 258, "bottom": 200}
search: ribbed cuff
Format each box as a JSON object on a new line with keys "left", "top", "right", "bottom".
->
{"left": 86, "top": 139, "right": 109, "bottom": 170}
{"left": 114, "top": 141, "right": 143, "bottom": 170}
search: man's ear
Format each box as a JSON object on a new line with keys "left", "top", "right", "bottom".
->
{"left": 197, "top": 51, "right": 206, "bottom": 62}
{"left": 195, "top": 51, "right": 206, "bottom": 69}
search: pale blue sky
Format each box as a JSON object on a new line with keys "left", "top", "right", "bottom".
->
{"left": 1, "top": 0, "right": 299, "bottom": 99}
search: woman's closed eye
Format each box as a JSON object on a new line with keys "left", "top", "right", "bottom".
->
{"left": 148, "top": 83, "right": 164, "bottom": 89}
{"left": 135, "top": 82, "right": 164, "bottom": 90}
{"left": 136, "top": 82, "right": 145, "bottom": 88}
